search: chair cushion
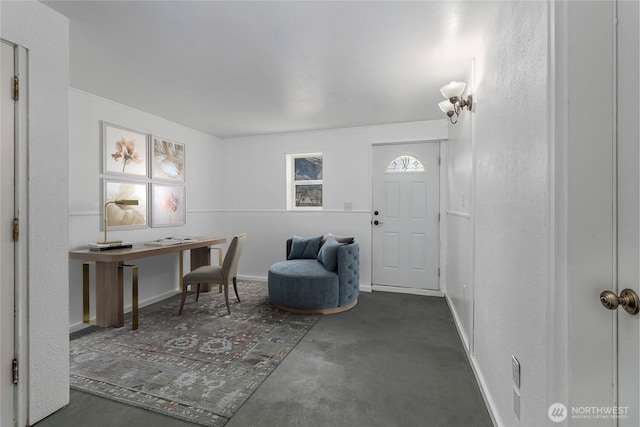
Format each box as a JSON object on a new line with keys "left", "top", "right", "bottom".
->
{"left": 288, "top": 235, "right": 323, "bottom": 259}
{"left": 268, "top": 260, "right": 339, "bottom": 310}
{"left": 317, "top": 237, "right": 340, "bottom": 271}
{"left": 183, "top": 265, "right": 223, "bottom": 283}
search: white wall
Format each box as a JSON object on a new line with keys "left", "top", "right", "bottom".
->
{"left": 1, "top": 1, "right": 70, "bottom": 423}
{"left": 68, "top": 89, "right": 224, "bottom": 331}
{"left": 445, "top": 1, "right": 551, "bottom": 426}
{"left": 445, "top": 63, "right": 474, "bottom": 352}
{"left": 221, "top": 121, "right": 447, "bottom": 289}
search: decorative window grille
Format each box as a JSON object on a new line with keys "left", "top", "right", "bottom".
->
{"left": 385, "top": 155, "right": 425, "bottom": 174}
{"left": 286, "top": 153, "right": 323, "bottom": 210}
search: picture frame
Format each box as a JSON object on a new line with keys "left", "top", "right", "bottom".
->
{"left": 152, "top": 184, "right": 186, "bottom": 227}
{"left": 103, "top": 122, "right": 149, "bottom": 177}
{"left": 103, "top": 179, "right": 148, "bottom": 230}
{"left": 152, "top": 136, "right": 185, "bottom": 181}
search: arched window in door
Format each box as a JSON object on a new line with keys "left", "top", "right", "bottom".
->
{"left": 384, "top": 155, "right": 425, "bottom": 174}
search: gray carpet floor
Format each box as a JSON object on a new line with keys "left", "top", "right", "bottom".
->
{"left": 36, "top": 291, "right": 492, "bottom": 427}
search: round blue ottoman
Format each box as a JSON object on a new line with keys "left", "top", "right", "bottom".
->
{"left": 268, "top": 259, "right": 350, "bottom": 314}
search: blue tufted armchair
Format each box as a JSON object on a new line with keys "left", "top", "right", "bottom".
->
{"left": 268, "top": 234, "right": 360, "bottom": 314}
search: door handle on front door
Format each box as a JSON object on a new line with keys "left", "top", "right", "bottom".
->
{"left": 600, "top": 289, "right": 640, "bottom": 315}
{"left": 371, "top": 220, "right": 383, "bottom": 226}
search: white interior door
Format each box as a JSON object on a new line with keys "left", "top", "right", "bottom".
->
{"left": 371, "top": 142, "right": 440, "bottom": 291}
{"left": 616, "top": 1, "right": 639, "bottom": 424}
{"left": 580, "top": 1, "right": 640, "bottom": 424}
{"left": 1, "top": 40, "right": 16, "bottom": 427}
{"left": 562, "top": 2, "right": 640, "bottom": 424}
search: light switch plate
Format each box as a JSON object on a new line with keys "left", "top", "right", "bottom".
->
{"left": 513, "top": 386, "right": 521, "bottom": 420}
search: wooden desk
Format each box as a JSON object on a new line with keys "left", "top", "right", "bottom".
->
{"left": 69, "top": 237, "right": 226, "bottom": 328}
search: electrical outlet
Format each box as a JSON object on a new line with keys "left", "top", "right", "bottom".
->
{"left": 512, "top": 355, "right": 521, "bottom": 389}
{"left": 513, "top": 386, "right": 521, "bottom": 420}
{"left": 344, "top": 201, "right": 353, "bottom": 211}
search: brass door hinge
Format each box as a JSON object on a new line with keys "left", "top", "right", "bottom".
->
{"left": 13, "top": 218, "right": 19, "bottom": 241}
{"left": 12, "top": 358, "right": 18, "bottom": 384}
{"left": 13, "top": 77, "right": 19, "bottom": 101}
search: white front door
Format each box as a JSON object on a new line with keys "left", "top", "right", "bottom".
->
{"left": 0, "top": 40, "right": 16, "bottom": 427}
{"left": 371, "top": 142, "right": 440, "bottom": 292}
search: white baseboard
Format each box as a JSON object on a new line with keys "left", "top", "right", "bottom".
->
{"left": 444, "top": 294, "right": 470, "bottom": 352}
{"left": 71, "top": 276, "right": 370, "bottom": 332}
{"left": 240, "top": 275, "right": 372, "bottom": 294}
{"left": 444, "top": 294, "right": 500, "bottom": 427}
{"left": 69, "top": 290, "right": 182, "bottom": 333}
{"left": 238, "top": 275, "right": 267, "bottom": 282}
{"left": 371, "top": 284, "right": 444, "bottom": 297}
{"left": 359, "top": 283, "right": 372, "bottom": 293}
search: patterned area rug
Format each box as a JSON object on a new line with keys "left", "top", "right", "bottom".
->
{"left": 69, "top": 280, "right": 319, "bottom": 426}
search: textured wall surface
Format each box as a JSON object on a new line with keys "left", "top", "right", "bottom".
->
{"left": 445, "top": 63, "right": 474, "bottom": 351}
{"left": 1, "top": 1, "right": 70, "bottom": 423}
{"left": 472, "top": 2, "right": 550, "bottom": 425}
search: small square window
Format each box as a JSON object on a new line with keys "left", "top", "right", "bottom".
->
{"left": 287, "top": 153, "right": 323, "bottom": 210}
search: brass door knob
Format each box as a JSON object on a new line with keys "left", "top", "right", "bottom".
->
{"left": 600, "top": 289, "right": 640, "bottom": 315}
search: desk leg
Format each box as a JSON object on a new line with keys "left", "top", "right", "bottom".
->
{"left": 120, "top": 264, "right": 139, "bottom": 330}
{"left": 83, "top": 262, "right": 91, "bottom": 324}
{"left": 95, "top": 261, "right": 124, "bottom": 327}
{"left": 190, "top": 246, "right": 212, "bottom": 292}
{"left": 131, "top": 265, "right": 138, "bottom": 330}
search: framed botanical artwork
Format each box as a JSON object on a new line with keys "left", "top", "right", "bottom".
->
{"left": 103, "top": 180, "right": 148, "bottom": 230}
{"left": 152, "top": 136, "right": 185, "bottom": 181}
{"left": 152, "top": 184, "right": 186, "bottom": 227}
{"left": 103, "top": 122, "right": 149, "bottom": 177}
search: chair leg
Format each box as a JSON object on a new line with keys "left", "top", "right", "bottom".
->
{"left": 196, "top": 283, "right": 201, "bottom": 301}
{"left": 178, "top": 283, "right": 189, "bottom": 315}
{"left": 233, "top": 277, "right": 240, "bottom": 302}
{"left": 223, "top": 282, "right": 231, "bottom": 315}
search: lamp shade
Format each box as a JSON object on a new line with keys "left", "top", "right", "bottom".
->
{"left": 438, "top": 100, "right": 455, "bottom": 113}
{"left": 440, "top": 81, "right": 466, "bottom": 99}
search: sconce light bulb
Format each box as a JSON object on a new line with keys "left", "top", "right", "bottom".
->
{"left": 440, "top": 81, "right": 466, "bottom": 99}
{"left": 439, "top": 100, "right": 455, "bottom": 113}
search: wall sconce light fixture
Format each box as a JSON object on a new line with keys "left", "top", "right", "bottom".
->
{"left": 99, "top": 199, "right": 139, "bottom": 244}
{"left": 438, "top": 81, "right": 473, "bottom": 124}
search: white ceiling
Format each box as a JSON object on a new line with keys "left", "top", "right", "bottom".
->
{"left": 43, "top": 1, "right": 498, "bottom": 138}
